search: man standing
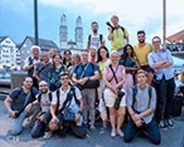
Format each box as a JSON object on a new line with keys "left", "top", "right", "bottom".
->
{"left": 124, "top": 69, "right": 161, "bottom": 145}
{"left": 34, "top": 51, "right": 52, "bottom": 83}
{"left": 72, "top": 50, "right": 100, "bottom": 132}
{"left": 4, "top": 77, "right": 39, "bottom": 136}
{"left": 108, "top": 15, "right": 129, "bottom": 53}
{"left": 49, "top": 72, "right": 86, "bottom": 138}
{"left": 133, "top": 30, "right": 154, "bottom": 85}
{"left": 23, "top": 45, "right": 41, "bottom": 87}
{"left": 87, "top": 21, "right": 105, "bottom": 62}
{"left": 148, "top": 36, "right": 175, "bottom": 130}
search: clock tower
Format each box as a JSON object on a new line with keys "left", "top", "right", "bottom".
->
{"left": 75, "top": 16, "right": 83, "bottom": 49}
{"left": 59, "top": 14, "right": 68, "bottom": 49}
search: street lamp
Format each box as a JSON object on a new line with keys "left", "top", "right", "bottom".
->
{"left": 34, "top": 0, "right": 39, "bottom": 45}
{"left": 163, "top": 0, "right": 166, "bottom": 46}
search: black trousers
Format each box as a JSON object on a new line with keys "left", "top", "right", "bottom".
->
{"left": 156, "top": 77, "right": 175, "bottom": 122}
{"left": 57, "top": 112, "right": 87, "bottom": 139}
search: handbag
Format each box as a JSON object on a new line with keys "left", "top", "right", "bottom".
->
{"left": 61, "top": 87, "right": 80, "bottom": 121}
{"left": 77, "top": 63, "right": 99, "bottom": 90}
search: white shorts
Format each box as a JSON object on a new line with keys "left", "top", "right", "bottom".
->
{"left": 104, "top": 88, "right": 126, "bottom": 108}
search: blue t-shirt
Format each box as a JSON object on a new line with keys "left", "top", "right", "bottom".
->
{"left": 9, "top": 87, "right": 38, "bottom": 111}
{"left": 73, "top": 62, "right": 99, "bottom": 80}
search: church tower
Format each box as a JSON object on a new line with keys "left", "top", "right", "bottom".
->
{"left": 75, "top": 16, "right": 83, "bottom": 49}
{"left": 59, "top": 14, "right": 68, "bottom": 49}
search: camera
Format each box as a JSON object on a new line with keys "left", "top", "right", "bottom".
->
{"left": 106, "top": 22, "right": 114, "bottom": 30}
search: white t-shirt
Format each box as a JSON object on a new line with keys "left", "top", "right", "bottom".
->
{"left": 36, "top": 92, "right": 51, "bottom": 112}
{"left": 51, "top": 86, "right": 82, "bottom": 109}
{"left": 87, "top": 34, "right": 105, "bottom": 51}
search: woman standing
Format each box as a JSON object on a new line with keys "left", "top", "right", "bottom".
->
{"left": 119, "top": 44, "right": 139, "bottom": 92}
{"left": 96, "top": 46, "right": 111, "bottom": 133}
{"left": 48, "top": 54, "right": 67, "bottom": 91}
{"left": 103, "top": 51, "right": 126, "bottom": 137}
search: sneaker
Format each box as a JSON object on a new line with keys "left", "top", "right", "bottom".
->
{"left": 43, "top": 131, "right": 52, "bottom": 140}
{"left": 99, "top": 127, "right": 106, "bottom": 134}
{"left": 111, "top": 129, "right": 116, "bottom": 137}
{"left": 116, "top": 129, "right": 124, "bottom": 137}
{"left": 159, "top": 120, "right": 168, "bottom": 131}
{"left": 165, "top": 119, "right": 175, "bottom": 129}
{"left": 89, "top": 125, "right": 96, "bottom": 132}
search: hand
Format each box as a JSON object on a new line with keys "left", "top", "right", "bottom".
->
{"left": 37, "top": 115, "right": 44, "bottom": 122}
{"left": 131, "top": 113, "right": 141, "bottom": 122}
{"left": 75, "top": 114, "right": 81, "bottom": 122}
{"left": 51, "top": 116, "right": 59, "bottom": 124}
{"left": 79, "top": 77, "right": 88, "bottom": 85}
{"left": 135, "top": 120, "right": 143, "bottom": 127}
{"left": 9, "top": 110, "right": 19, "bottom": 118}
{"left": 110, "top": 87, "right": 118, "bottom": 96}
{"left": 108, "top": 26, "right": 112, "bottom": 32}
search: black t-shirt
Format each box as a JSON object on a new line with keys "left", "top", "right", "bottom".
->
{"left": 9, "top": 87, "right": 38, "bottom": 111}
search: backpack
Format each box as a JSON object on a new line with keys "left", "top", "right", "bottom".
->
{"left": 37, "top": 92, "right": 53, "bottom": 103}
{"left": 28, "top": 57, "right": 34, "bottom": 76}
{"left": 132, "top": 86, "right": 152, "bottom": 111}
{"left": 112, "top": 26, "right": 126, "bottom": 38}
{"left": 88, "top": 34, "right": 103, "bottom": 47}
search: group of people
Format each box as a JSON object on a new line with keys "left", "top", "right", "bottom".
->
{"left": 4, "top": 15, "right": 177, "bottom": 145}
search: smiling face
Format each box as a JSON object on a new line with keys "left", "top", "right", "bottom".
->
{"left": 80, "top": 50, "right": 89, "bottom": 64}
{"left": 53, "top": 54, "right": 62, "bottom": 65}
{"left": 99, "top": 48, "right": 107, "bottom": 59}
{"left": 39, "top": 81, "right": 49, "bottom": 94}
{"left": 23, "top": 77, "right": 33, "bottom": 89}
{"left": 137, "top": 33, "right": 146, "bottom": 44}
{"left": 136, "top": 70, "right": 148, "bottom": 85}
{"left": 60, "top": 74, "right": 69, "bottom": 87}
{"left": 110, "top": 51, "right": 120, "bottom": 64}
{"left": 152, "top": 37, "right": 161, "bottom": 50}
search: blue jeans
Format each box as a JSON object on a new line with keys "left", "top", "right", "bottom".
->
{"left": 124, "top": 118, "right": 161, "bottom": 145}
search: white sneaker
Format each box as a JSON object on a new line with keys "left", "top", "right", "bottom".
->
{"left": 111, "top": 129, "right": 116, "bottom": 137}
{"left": 43, "top": 131, "right": 52, "bottom": 139}
{"left": 116, "top": 129, "right": 124, "bottom": 137}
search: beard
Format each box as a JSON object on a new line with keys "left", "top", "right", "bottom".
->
{"left": 41, "top": 89, "right": 48, "bottom": 94}
{"left": 138, "top": 39, "right": 145, "bottom": 44}
{"left": 93, "top": 30, "right": 98, "bottom": 33}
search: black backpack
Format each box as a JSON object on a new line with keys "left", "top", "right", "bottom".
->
{"left": 28, "top": 57, "right": 34, "bottom": 77}
{"left": 112, "top": 26, "right": 126, "bottom": 38}
{"left": 132, "top": 86, "right": 152, "bottom": 111}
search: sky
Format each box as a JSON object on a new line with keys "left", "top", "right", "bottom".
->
{"left": 0, "top": 0, "right": 184, "bottom": 48}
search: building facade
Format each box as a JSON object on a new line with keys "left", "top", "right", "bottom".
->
{"left": 0, "top": 36, "right": 20, "bottom": 68}
{"left": 19, "top": 36, "right": 59, "bottom": 63}
{"left": 59, "top": 14, "right": 84, "bottom": 54}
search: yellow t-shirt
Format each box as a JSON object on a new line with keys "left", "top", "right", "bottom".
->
{"left": 111, "top": 27, "right": 129, "bottom": 51}
{"left": 97, "top": 59, "right": 111, "bottom": 79}
{"left": 133, "top": 43, "right": 153, "bottom": 66}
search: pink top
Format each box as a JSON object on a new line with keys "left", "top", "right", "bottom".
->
{"left": 105, "top": 65, "right": 125, "bottom": 86}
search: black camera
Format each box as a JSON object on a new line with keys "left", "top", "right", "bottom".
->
{"left": 106, "top": 22, "right": 114, "bottom": 30}
{"left": 114, "top": 90, "right": 125, "bottom": 110}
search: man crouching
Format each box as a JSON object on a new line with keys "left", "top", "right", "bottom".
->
{"left": 49, "top": 72, "right": 87, "bottom": 138}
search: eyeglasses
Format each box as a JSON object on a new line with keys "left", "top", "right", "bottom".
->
{"left": 60, "top": 77, "right": 69, "bottom": 80}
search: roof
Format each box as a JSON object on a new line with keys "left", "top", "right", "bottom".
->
{"left": 0, "top": 36, "right": 8, "bottom": 43}
{"left": 19, "top": 36, "right": 59, "bottom": 51}
{"left": 167, "top": 30, "right": 184, "bottom": 43}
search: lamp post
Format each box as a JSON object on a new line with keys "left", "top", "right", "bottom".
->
{"left": 34, "top": 0, "right": 39, "bottom": 45}
{"left": 163, "top": 0, "right": 166, "bottom": 46}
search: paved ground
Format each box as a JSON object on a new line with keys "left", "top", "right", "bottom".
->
{"left": 0, "top": 100, "right": 184, "bottom": 147}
